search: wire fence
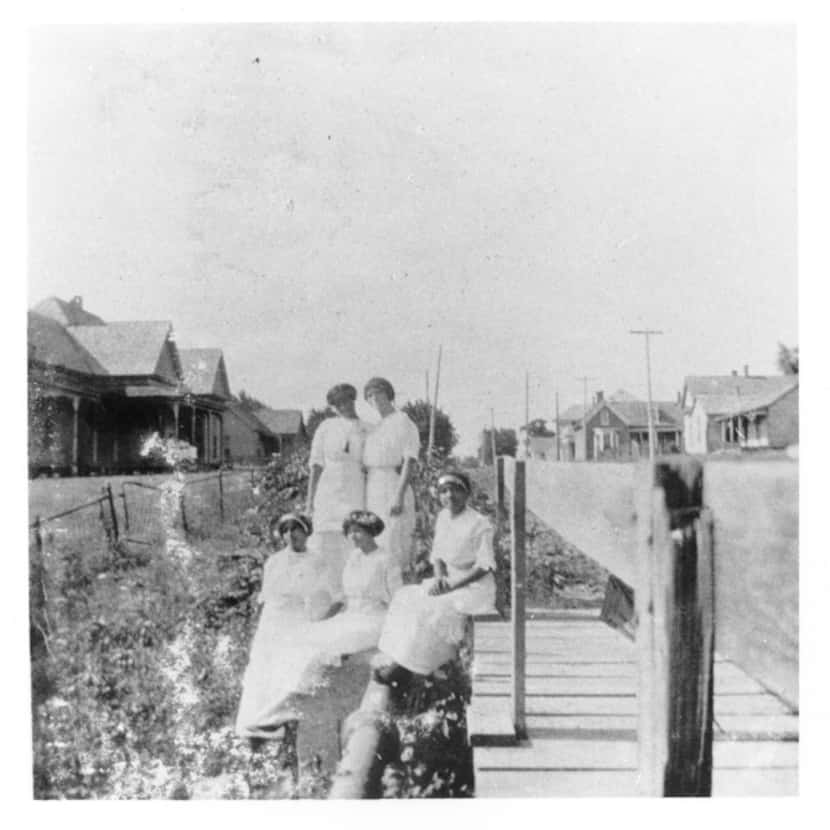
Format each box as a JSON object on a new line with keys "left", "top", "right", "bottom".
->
{"left": 30, "top": 468, "right": 263, "bottom": 557}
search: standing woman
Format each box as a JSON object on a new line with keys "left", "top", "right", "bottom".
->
{"left": 306, "top": 383, "right": 371, "bottom": 582}
{"left": 362, "top": 377, "right": 421, "bottom": 570}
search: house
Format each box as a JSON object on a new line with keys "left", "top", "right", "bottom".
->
{"left": 252, "top": 408, "right": 306, "bottom": 455}
{"left": 556, "top": 404, "right": 589, "bottom": 461}
{"left": 682, "top": 371, "right": 798, "bottom": 453}
{"left": 579, "top": 391, "right": 683, "bottom": 461}
{"left": 222, "top": 402, "right": 282, "bottom": 465}
{"left": 28, "top": 296, "right": 231, "bottom": 475}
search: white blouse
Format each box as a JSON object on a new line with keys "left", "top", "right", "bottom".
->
{"left": 259, "top": 551, "right": 340, "bottom": 608}
{"left": 342, "top": 547, "right": 403, "bottom": 614}
{"left": 363, "top": 410, "right": 421, "bottom": 470}
{"left": 309, "top": 416, "right": 371, "bottom": 468}
{"left": 429, "top": 507, "right": 496, "bottom": 581}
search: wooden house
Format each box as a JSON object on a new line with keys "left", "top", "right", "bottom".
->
{"left": 682, "top": 372, "right": 798, "bottom": 454}
{"left": 28, "top": 296, "right": 231, "bottom": 475}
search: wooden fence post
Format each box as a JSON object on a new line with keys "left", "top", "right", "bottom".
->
{"left": 34, "top": 515, "right": 43, "bottom": 557}
{"left": 218, "top": 470, "right": 225, "bottom": 523}
{"left": 180, "top": 490, "right": 189, "bottom": 536}
{"left": 511, "top": 459, "right": 527, "bottom": 739}
{"left": 496, "top": 456, "right": 505, "bottom": 516}
{"left": 636, "top": 458, "right": 712, "bottom": 796}
{"left": 106, "top": 483, "right": 119, "bottom": 542}
{"left": 121, "top": 484, "right": 130, "bottom": 532}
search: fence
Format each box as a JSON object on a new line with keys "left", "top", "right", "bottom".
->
{"left": 30, "top": 468, "right": 263, "bottom": 555}
{"left": 494, "top": 453, "right": 798, "bottom": 797}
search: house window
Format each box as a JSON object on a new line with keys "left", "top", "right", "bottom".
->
{"left": 600, "top": 409, "right": 610, "bottom": 426}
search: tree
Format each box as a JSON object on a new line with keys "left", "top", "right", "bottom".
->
{"left": 401, "top": 400, "right": 459, "bottom": 458}
{"left": 237, "top": 389, "right": 269, "bottom": 412}
{"left": 777, "top": 343, "right": 799, "bottom": 375}
{"left": 479, "top": 427, "right": 518, "bottom": 464}
{"left": 523, "top": 418, "right": 555, "bottom": 437}
{"left": 305, "top": 407, "right": 336, "bottom": 441}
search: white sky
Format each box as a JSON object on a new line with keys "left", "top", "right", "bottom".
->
{"left": 28, "top": 23, "right": 797, "bottom": 453}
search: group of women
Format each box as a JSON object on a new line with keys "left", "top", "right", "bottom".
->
{"left": 234, "top": 377, "right": 497, "bottom": 740}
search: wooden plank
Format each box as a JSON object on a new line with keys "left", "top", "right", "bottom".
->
{"left": 524, "top": 714, "right": 638, "bottom": 734}
{"left": 503, "top": 456, "right": 642, "bottom": 585}
{"left": 473, "top": 661, "right": 637, "bottom": 678}
{"left": 475, "top": 677, "right": 636, "bottom": 696}
{"left": 467, "top": 697, "right": 518, "bottom": 746}
{"left": 510, "top": 460, "right": 527, "bottom": 737}
{"left": 715, "top": 714, "right": 799, "bottom": 740}
{"left": 482, "top": 696, "right": 640, "bottom": 716}
{"left": 711, "top": 768, "right": 798, "bottom": 797}
{"left": 474, "top": 769, "right": 638, "bottom": 797}
{"left": 713, "top": 694, "right": 794, "bottom": 717}
{"left": 712, "top": 741, "right": 798, "bottom": 769}
{"left": 476, "top": 738, "right": 637, "bottom": 770}
{"left": 705, "top": 458, "right": 798, "bottom": 708}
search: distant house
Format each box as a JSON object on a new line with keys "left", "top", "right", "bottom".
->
{"left": 251, "top": 408, "right": 306, "bottom": 455}
{"left": 222, "top": 402, "right": 282, "bottom": 465}
{"left": 556, "top": 404, "right": 589, "bottom": 461}
{"left": 28, "top": 296, "right": 232, "bottom": 475}
{"left": 682, "top": 372, "right": 798, "bottom": 453}
{"left": 580, "top": 392, "right": 683, "bottom": 461}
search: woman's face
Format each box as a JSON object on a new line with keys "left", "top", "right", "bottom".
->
{"left": 332, "top": 397, "right": 357, "bottom": 418}
{"left": 348, "top": 524, "right": 374, "bottom": 552}
{"left": 281, "top": 525, "right": 308, "bottom": 552}
{"left": 439, "top": 484, "right": 469, "bottom": 516}
{"left": 365, "top": 388, "right": 390, "bottom": 412}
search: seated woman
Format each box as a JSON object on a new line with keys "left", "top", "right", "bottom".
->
{"left": 235, "top": 512, "right": 339, "bottom": 739}
{"left": 236, "top": 510, "right": 402, "bottom": 738}
{"left": 374, "top": 470, "right": 496, "bottom": 685}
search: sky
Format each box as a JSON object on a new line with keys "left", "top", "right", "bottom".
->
{"left": 27, "top": 23, "right": 797, "bottom": 454}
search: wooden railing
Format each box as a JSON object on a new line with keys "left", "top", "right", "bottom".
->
{"left": 496, "top": 453, "right": 798, "bottom": 797}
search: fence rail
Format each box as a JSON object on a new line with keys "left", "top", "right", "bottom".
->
{"left": 29, "top": 467, "right": 265, "bottom": 553}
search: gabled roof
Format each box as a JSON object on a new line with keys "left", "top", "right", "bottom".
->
{"left": 254, "top": 408, "right": 304, "bottom": 435}
{"left": 710, "top": 380, "right": 799, "bottom": 419}
{"left": 68, "top": 321, "right": 179, "bottom": 378}
{"left": 28, "top": 312, "right": 106, "bottom": 375}
{"left": 226, "top": 401, "right": 278, "bottom": 435}
{"left": 178, "top": 348, "right": 232, "bottom": 399}
{"left": 32, "top": 296, "right": 106, "bottom": 327}
{"left": 587, "top": 398, "right": 683, "bottom": 428}
{"left": 558, "top": 404, "right": 588, "bottom": 424}
{"left": 682, "top": 375, "right": 796, "bottom": 409}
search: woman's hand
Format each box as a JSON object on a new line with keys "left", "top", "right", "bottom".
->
{"left": 427, "top": 578, "right": 451, "bottom": 596}
{"left": 389, "top": 496, "right": 404, "bottom": 517}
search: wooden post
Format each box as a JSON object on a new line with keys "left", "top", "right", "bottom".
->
{"left": 496, "top": 455, "right": 505, "bottom": 515}
{"left": 180, "top": 490, "right": 189, "bottom": 536}
{"left": 121, "top": 484, "right": 130, "bottom": 532}
{"left": 636, "top": 458, "right": 711, "bottom": 796}
{"left": 71, "top": 396, "right": 80, "bottom": 475}
{"left": 34, "top": 515, "right": 43, "bottom": 557}
{"left": 218, "top": 469, "right": 225, "bottom": 523}
{"left": 106, "top": 483, "right": 119, "bottom": 542}
{"left": 510, "top": 459, "right": 527, "bottom": 738}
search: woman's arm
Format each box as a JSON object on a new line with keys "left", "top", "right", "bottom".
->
{"left": 429, "top": 565, "right": 490, "bottom": 595}
{"left": 389, "top": 456, "right": 416, "bottom": 516}
{"left": 306, "top": 464, "right": 323, "bottom": 513}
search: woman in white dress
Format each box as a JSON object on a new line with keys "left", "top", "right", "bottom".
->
{"left": 306, "top": 383, "right": 371, "bottom": 587}
{"left": 237, "top": 511, "right": 402, "bottom": 737}
{"left": 362, "top": 377, "right": 421, "bottom": 571}
{"left": 374, "top": 471, "right": 496, "bottom": 684}
{"left": 236, "top": 513, "right": 339, "bottom": 739}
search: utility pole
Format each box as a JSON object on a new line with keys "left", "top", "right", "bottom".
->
{"left": 490, "top": 407, "right": 497, "bottom": 466}
{"left": 425, "top": 369, "right": 430, "bottom": 405}
{"left": 555, "top": 389, "right": 561, "bottom": 462}
{"left": 427, "top": 345, "right": 443, "bottom": 458}
{"left": 524, "top": 371, "right": 531, "bottom": 459}
{"left": 575, "top": 375, "right": 597, "bottom": 461}
{"left": 630, "top": 329, "right": 664, "bottom": 462}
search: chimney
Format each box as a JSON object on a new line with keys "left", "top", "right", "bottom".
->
{"left": 71, "top": 295, "right": 83, "bottom": 308}
{"left": 744, "top": 364, "right": 749, "bottom": 377}
{"left": 731, "top": 370, "right": 738, "bottom": 377}
{"left": 595, "top": 390, "right": 604, "bottom": 403}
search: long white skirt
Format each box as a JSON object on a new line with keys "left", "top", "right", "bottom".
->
{"left": 366, "top": 467, "right": 415, "bottom": 570}
{"left": 235, "top": 604, "right": 386, "bottom": 738}
{"left": 378, "top": 574, "right": 496, "bottom": 675}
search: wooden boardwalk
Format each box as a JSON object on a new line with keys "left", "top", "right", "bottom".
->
{"left": 468, "top": 611, "right": 798, "bottom": 797}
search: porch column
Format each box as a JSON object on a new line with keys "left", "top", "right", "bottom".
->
{"left": 205, "top": 412, "right": 211, "bottom": 462}
{"left": 173, "top": 401, "right": 180, "bottom": 437}
{"left": 71, "top": 396, "right": 80, "bottom": 475}
{"left": 191, "top": 405, "right": 197, "bottom": 444}
{"left": 92, "top": 410, "right": 98, "bottom": 466}
{"left": 217, "top": 413, "right": 224, "bottom": 463}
